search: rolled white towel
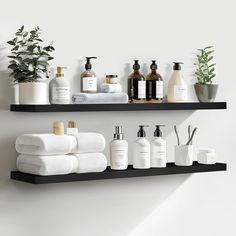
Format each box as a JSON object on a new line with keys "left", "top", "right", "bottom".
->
{"left": 16, "top": 133, "right": 106, "bottom": 155}
{"left": 16, "top": 153, "right": 107, "bottom": 176}
{"left": 74, "top": 153, "right": 107, "bottom": 173}
{"left": 100, "top": 83, "right": 122, "bottom": 93}
{"left": 72, "top": 92, "right": 128, "bottom": 104}
{"left": 17, "top": 154, "right": 78, "bottom": 176}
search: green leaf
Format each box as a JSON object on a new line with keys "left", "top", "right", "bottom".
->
{"left": 19, "top": 25, "right": 24, "bottom": 32}
{"left": 7, "top": 40, "right": 15, "bottom": 46}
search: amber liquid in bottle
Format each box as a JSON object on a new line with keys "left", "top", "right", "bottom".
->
{"left": 128, "top": 60, "right": 146, "bottom": 103}
{"left": 146, "top": 61, "right": 163, "bottom": 103}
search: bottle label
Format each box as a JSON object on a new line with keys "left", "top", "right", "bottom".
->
{"left": 152, "top": 146, "right": 166, "bottom": 159}
{"left": 52, "top": 87, "right": 70, "bottom": 100}
{"left": 156, "top": 81, "right": 163, "bottom": 98}
{"left": 138, "top": 81, "right": 146, "bottom": 98}
{"left": 174, "top": 85, "right": 187, "bottom": 100}
{"left": 83, "top": 77, "right": 97, "bottom": 91}
{"left": 138, "top": 147, "right": 150, "bottom": 166}
{"left": 111, "top": 146, "right": 128, "bottom": 168}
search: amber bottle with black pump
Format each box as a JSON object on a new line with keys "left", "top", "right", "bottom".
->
{"left": 127, "top": 60, "right": 146, "bottom": 103}
{"left": 146, "top": 60, "right": 163, "bottom": 103}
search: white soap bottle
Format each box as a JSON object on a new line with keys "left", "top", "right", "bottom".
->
{"left": 49, "top": 67, "right": 70, "bottom": 104}
{"left": 151, "top": 125, "right": 166, "bottom": 168}
{"left": 110, "top": 126, "right": 128, "bottom": 170}
{"left": 167, "top": 62, "right": 187, "bottom": 103}
{"left": 133, "top": 125, "right": 150, "bottom": 169}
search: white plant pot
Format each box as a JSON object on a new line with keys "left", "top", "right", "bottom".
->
{"left": 175, "top": 145, "right": 193, "bottom": 166}
{"left": 19, "top": 82, "right": 48, "bottom": 105}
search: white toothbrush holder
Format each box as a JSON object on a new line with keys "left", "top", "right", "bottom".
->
{"left": 175, "top": 145, "right": 193, "bottom": 166}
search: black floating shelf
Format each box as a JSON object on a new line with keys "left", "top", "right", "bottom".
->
{"left": 10, "top": 102, "right": 227, "bottom": 112}
{"left": 11, "top": 162, "right": 227, "bottom": 184}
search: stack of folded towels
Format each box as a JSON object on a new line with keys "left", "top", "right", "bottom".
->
{"left": 72, "top": 76, "right": 128, "bottom": 104}
{"left": 15, "top": 133, "right": 107, "bottom": 176}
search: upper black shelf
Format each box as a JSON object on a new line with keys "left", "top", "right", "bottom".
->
{"left": 11, "top": 162, "right": 227, "bottom": 184}
{"left": 10, "top": 102, "right": 227, "bottom": 112}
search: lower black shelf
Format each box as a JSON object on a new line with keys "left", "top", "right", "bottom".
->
{"left": 11, "top": 162, "right": 227, "bottom": 184}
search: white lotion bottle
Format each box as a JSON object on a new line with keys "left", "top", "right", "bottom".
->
{"left": 133, "top": 125, "right": 150, "bottom": 169}
{"left": 151, "top": 125, "right": 166, "bottom": 168}
{"left": 167, "top": 62, "right": 187, "bottom": 103}
{"left": 49, "top": 67, "right": 70, "bottom": 104}
{"left": 110, "top": 126, "right": 128, "bottom": 170}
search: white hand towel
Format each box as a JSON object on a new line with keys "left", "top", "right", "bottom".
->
{"left": 16, "top": 133, "right": 105, "bottom": 155}
{"left": 16, "top": 153, "right": 107, "bottom": 176}
{"left": 17, "top": 154, "right": 78, "bottom": 176}
{"left": 100, "top": 83, "right": 122, "bottom": 93}
{"left": 74, "top": 153, "right": 107, "bottom": 173}
{"left": 72, "top": 92, "right": 128, "bottom": 104}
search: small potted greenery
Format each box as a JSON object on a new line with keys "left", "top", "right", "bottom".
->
{"left": 7, "top": 26, "right": 54, "bottom": 104}
{"left": 194, "top": 46, "right": 218, "bottom": 102}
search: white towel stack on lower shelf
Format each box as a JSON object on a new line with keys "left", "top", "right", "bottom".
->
{"left": 15, "top": 133, "right": 107, "bottom": 176}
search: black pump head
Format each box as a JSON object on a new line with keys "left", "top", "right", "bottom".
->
{"left": 133, "top": 60, "right": 140, "bottom": 70}
{"left": 138, "top": 125, "right": 149, "bottom": 137}
{"left": 150, "top": 60, "right": 158, "bottom": 71}
{"left": 173, "top": 62, "right": 184, "bottom": 70}
{"left": 154, "top": 125, "right": 165, "bottom": 137}
{"left": 85, "top": 57, "right": 97, "bottom": 70}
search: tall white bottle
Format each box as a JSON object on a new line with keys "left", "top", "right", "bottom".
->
{"left": 167, "top": 62, "right": 187, "bottom": 103}
{"left": 133, "top": 125, "right": 150, "bottom": 169}
{"left": 151, "top": 125, "right": 166, "bottom": 168}
{"left": 49, "top": 66, "right": 70, "bottom": 104}
{"left": 110, "top": 126, "right": 128, "bottom": 170}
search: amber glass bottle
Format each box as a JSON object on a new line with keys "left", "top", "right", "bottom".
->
{"left": 127, "top": 60, "right": 146, "bottom": 103}
{"left": 146, "top": 60, "right": 163, "bottom": 103}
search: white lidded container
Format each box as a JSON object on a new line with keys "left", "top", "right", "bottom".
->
{"left": 110, "top": 126, "right": 128, "bottom": 170}
{"left": 133, "top": 125, "right": 150, "bottom": 169}
{"left": 197, "top": 148, "right": 217, "bottom": 164}
{"left": 151, "top": 125, "right": 166, "bottom": 168}
{"left": 49, "top": 66, "right": 70, "bottom": 104}
{"left": 168, "top": 62, "right": 187, "bottom": 103}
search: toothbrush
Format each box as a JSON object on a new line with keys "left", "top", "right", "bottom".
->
{"left": 174, "top": 125, "right": 181, "bottom": 145}
{"left": 186, "top": 128, "right": 197, "bottom": 145}
{"left": 188, "top": 125, "right": 193, "bottom": 145}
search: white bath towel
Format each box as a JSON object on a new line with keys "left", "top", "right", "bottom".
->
{"left": 75, "top": 153, "right": 107, "bottom": 173}
{"left": 17, "top": 153, "right": 107, "bottom": 176}
{"left": 100, "top": 83, "right": 122, "bottom": 93}
{"left": 16, "top": 133, "right": 106, "bottom": 155}
{"left": 72, "top": 92, "right": 128, "bottom": 104}
{"left": 17, "top": 154, "right": 78, "bottom": 176}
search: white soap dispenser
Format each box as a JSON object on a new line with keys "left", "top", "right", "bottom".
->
{"left": 151, "top": 125, "right": 166, "bottom": 168}
{"left": 167, "top": 62, "right": 187, "bottom": 103}
{"left": 110, "top": 126, "right": 128, "bottom": 170}
{"left": 49, "top": 66, "right": 70, "bottom": 104}
{"left": 133, "top": 125, "right": 150, "bottom": 169}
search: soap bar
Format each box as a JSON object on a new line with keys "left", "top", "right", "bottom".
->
{"left": 197, "top": 149, "right": 217, "bottom": 165}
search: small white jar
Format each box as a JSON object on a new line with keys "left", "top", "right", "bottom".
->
{"left": 197, "top": 149, "right": 217, "bottom": 164}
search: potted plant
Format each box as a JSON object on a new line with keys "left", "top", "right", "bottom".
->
{"left": 194, "top": 46, "right": 218, "bottom": 102}
{"left": 7, "top": 25, "right": 54, "bottom": 104}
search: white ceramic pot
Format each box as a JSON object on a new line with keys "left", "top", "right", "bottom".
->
{"left": 19, "top": 82, "right": 48, "bottom": 104}
{"left": 175, "top": 145, "right": 193, "bottom": 166}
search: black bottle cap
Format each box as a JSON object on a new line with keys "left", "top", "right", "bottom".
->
{"left": 150, "top": 60, "right": 158, "bottom": 70}
{"left": 138, "top": 125, "right": 149, "bottom": 137}
{"left": 85, "top": 57, "right": 97, "bottom": 70}
{"left": 154, "top": 125, "right": 165, "bottom": 137}
{"left": 173, "top": 62, "right": 184, "bottom": 70}
{"left": 133, "top": 60, "right": 140, "bottom": 70}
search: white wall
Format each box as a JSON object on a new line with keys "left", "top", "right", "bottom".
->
{"left": 0, "top": 0, "right": 235, "bottom": 235}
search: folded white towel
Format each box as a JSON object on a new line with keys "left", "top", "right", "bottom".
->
{"left": 100, "top": 83, "right": 122, "bottom": 93}
{"left": 75, "top": 153, "right": 107, "bottom": 173}
{"left": 72, "top": 92, "right": 128, "bottom": 104}
{"left": 17, "top": 153, "right": 107, "bottom": 176}
{"left": 16, "top": 133, "right": 105, "bottom": 155}
{"left": 17, "top": 154, "right": 77, "bottom": 176}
